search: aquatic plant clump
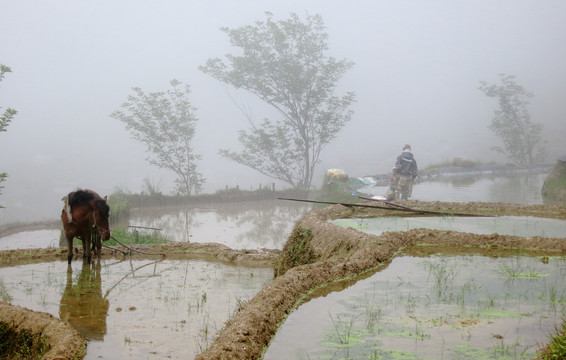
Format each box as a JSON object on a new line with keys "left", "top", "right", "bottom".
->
{"left": 537, "top": 320, "right": 566, "bottom": 359}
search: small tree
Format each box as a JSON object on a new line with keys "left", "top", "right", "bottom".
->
{"left": 111, "top": 80, "right": 204, "bottom": 195}
{"left": 479, "top": 74, "right": 545, "bottom": 164}
{"left": 1, "top": 64, "right": 18, "bottom": 206}
{"left": 200, "top": 12, "right": 355, "bottom": 189}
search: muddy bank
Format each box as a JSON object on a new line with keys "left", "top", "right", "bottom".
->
{"left": 0, "top": 301, "right": 86, "bottom": 360}
{"left": 0, "top": 242, "right": 280, "bottom": 268}
{"left": 196, "top": 200, "right": 566, "bottom": 360}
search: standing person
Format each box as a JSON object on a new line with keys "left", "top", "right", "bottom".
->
{"left": 389, "top": 144, "right": 418, "bottom": 200}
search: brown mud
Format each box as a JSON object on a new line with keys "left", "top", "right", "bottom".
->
{"left": 1, "top": 200, "right": 565, "bottom": 359}
{"left": 0, "top": 301, "right": 86, "bottom": 360}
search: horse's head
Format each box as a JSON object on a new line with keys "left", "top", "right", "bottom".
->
{"left": 91, "top": 196, "right": 111, "bottom": 240}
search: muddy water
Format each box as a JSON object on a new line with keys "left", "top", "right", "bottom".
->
{"left": 265, "top": 254, "right": 566, "bottom": 360}
{"left": 0, "top": 258, "right": 273, "bottom": 359}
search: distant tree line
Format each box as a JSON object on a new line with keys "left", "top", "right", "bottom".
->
{"left": 2, "top": 15, "right": 547, "bottom": 202}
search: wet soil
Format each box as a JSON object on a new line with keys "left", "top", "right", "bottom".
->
{"left": 0, "top": 301, "right": 86, "bottom": 360}
{"left": 1, "top": 200, "right": 565, "bottom": 359}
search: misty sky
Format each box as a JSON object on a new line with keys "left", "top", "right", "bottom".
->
{"left": 1, "top": 0, "right": 565, "bottom": 223}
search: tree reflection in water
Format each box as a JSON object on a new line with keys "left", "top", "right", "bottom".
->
{"left": 127, "top": 201, "right": 312, "bottom": 249}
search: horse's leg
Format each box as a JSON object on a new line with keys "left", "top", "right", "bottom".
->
{"left": 85, "top": 234, "right": 92, "bottom": 264}
{"left": 93, "top": 233, "right": 102, "bottom": 258}
{"left": 66, "top": 233, "right": 74, "bottom": 265}
{"left": 91, "top": 233, "right": 99, "bottom": 257}
{"left": 79, "top": 237, "right": 86, "bottom": 258}
{"left": 80, "top": 235, "right": 91, "bottom": 264}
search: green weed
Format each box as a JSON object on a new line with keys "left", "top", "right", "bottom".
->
{"left": 106, "top": 227, "right": 168, "bottom": 246}
{"left": 537, "top": 320, "right": 566, "bottom": 359}
{"left": 0, "top": 322, "right": 50, "bottom": 359}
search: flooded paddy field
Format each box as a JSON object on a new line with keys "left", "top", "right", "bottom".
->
{"left": 357, "top": 173, "right": 549, "bottom": 206}
{"left": 0, "top": 200, "right": 311, "bottom": 359}
{"left": 331, "top": 216, "right": 566, "bottom": 238}
{"left": 1, "top": 173, "right": 565, "bottom": 359}
{"left": 125, "top": 200, "right": 310, "bottom": 249}
{"left": 264, "top": 213, "right": 566, "bottom": 360}
{"left": 265, "top": 253, "right": 565, "bottom": 360}
{"left": 0, "top": 258, "right": 273, "bottom": 359}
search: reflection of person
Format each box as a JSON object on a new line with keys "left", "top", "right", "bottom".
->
{"left": 389, "top": 144, "right": 418, "bottom": 200}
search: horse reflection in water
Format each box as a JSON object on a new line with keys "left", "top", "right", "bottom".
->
{"left": 59, "top": 259, "right": 109, "bottom": 340}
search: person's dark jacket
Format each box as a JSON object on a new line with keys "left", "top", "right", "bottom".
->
{"left": 394, "top": 151, "right": 417, "bottom": 178}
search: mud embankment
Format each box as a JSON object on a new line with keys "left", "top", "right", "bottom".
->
{"left": 0, "top": 302, "right": 86, "bottom": 360}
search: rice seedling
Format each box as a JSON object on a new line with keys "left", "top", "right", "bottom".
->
{"left": 364, "top": 302, "right": 382, "bottom": 330}
{"left": 492, "top": 337, "right": 533, "bottom": 359}
{"left": 195, "top": 312, "right": 217, "bottom": 353}
{"left": 497, "top": 257, "right": 549, "bottom": 279}
{"left": 0, "top": 280, "right": 12, "bottom": 302}
{"left": 328, "top": 312, "right": 361, "bottom": 346}
{"left": 423, "top": 258, "right": 458, "bottom": 300}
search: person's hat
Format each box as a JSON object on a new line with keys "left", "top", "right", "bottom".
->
{"left": 403, "top": 144, "right": 411, "bottom": 151}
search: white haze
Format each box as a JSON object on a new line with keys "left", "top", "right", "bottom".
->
{"left": 1, "top": 0, "right": 565, "bottom": 224}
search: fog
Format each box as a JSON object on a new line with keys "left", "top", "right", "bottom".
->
{"left": 1, "top": 0, "right": 565, "bottom": 224}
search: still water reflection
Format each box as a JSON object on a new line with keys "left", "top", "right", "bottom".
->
{"left": 126, "top": 201, "right": 312, "bottom": 250}
{"left": 59, "top": 261, "right": 109, "bottom": 341}
{"left": 0, "top": 259, "right": 273, "bottom": 359}
{"left": 358, "top": 173, "right": 550, "bottom": 205}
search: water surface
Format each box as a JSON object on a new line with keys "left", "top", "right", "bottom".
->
{"left": 358, "top": 173, "right": 549, "bottom": 205}
{"left": 265, "top": 254, "right": 566, "bottom": 360}
{"left": 0, "top": 259, "right": 273, "bottom": 359}
{"left": 331, "top": 216, "right": 566, "bottom": 238}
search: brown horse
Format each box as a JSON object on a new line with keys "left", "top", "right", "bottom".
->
{"left": 61, "top": 189, "right": 111, "bottom": 264}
